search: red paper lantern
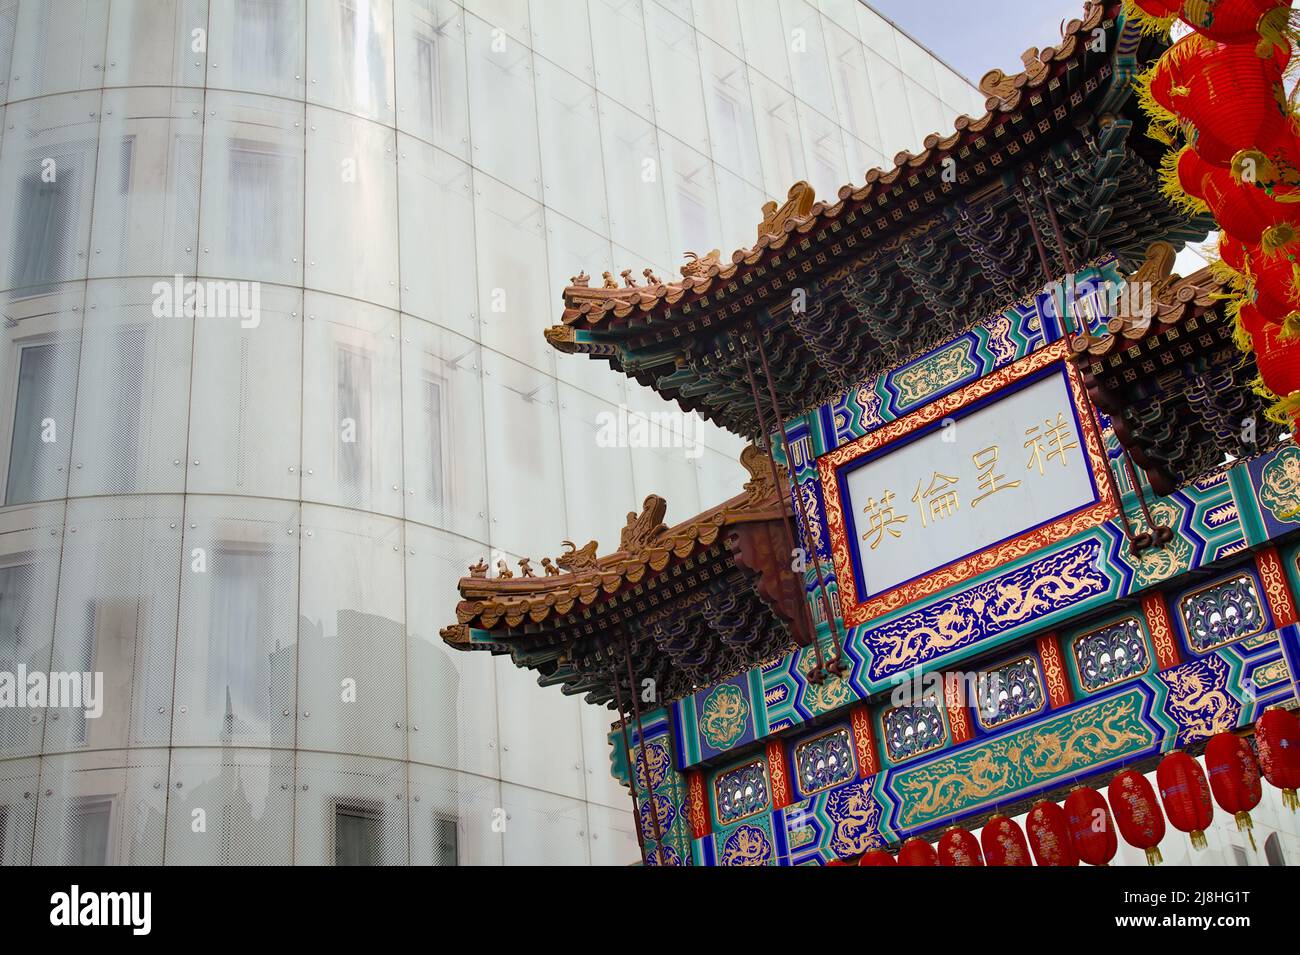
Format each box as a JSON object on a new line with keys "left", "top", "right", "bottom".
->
{"left": 1140, "top": 33, "right": 1212, "bottom": 129}
{"left": 897, "top": 837, "right": 938, "bottom": 866}
{"left": 1109, "top": 769, "right": 1167, "bottom": 865}
{"left": 1256, "top": 707, "right": 1300, "bottom": 811}
{"left": 1065, "top": 786, "right": 1119, "bottom": 866}
{"left": 825, "top": 858, "right": 849, "bottom": 866}
{"left": 1026, "top": 801, "right": 1079, "bottom": 866}
{"left": 1173, "top": 42, "right": 1290, "bottom": 166}
{"left": 1130, "top": 0, "right": 1183, "bottom": 33}
{"left": 1205, "top": 732, "right": 1263, "bottom": 848}
{"left": 1239, "top": 300, "right": 1271, "bottom": 337}
{"left": 1219, "top": 232, "right": 1250, "bottom": 274}
{"left": 1252, "top": 322, "right": 1300, "bottom": 404}
{"left": 1179, "top": 0, "right": 1290, "bottom": 51}
{"left": 937, "top": 827, "right": 984, "bottom": 866}
{"left": 858, "top": 848, "right": 897, "bottom": 866}
{"left": 980, "top": 815, "right": 1032, "bottom": 866}
{"left": 1203, "top": 165, "right": 1300, "bottom": 244}
{"left": 1245, "top": 245, "right": 1300, "bottom": 326}
{"left": 1157, "top": 751, "right": 1215, "bottom": 850}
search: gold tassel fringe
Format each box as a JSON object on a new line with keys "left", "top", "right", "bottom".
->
{"left": 1122, "top": 0, "right": 1175, "bottom": 38}
{"left": 1145, "top": 845, "right": 1164, "bottom": 866}
{"left": 1190, "top": 829, "right": 1208, "bottom": 851}
{"left": 1284, "top": 788, "right": 1299, "bottom": 812}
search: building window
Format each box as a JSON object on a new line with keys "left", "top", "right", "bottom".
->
{"left": 72, "top": 797, "right": 112, "bottom": 866}
{"left": 227, "top": 140, "right": 286, "bottom": 265}
{"left": 881, "top": 690, "right": 946, "bottom": 763}
{"left": 339, "top": 0, "right": 388, "bottom": 113}
{"left": 334, "top": 802, "right": 380, "bottom": 866}
{"left": 9, "top": 161, "right": 77, "bottom": 293}
{"left": 423, "top": 373, "right": 446, "bottom": 512}
{"left": 0, "top": 562, "right": 35, "bottom": 751}
{"left": 7, "top": 342, "right": 65, "bottom": 506}
{"left": 1071, "top": 616, "right": 1150, "bottom": 692}
{"left": 433, "top": 813, "right": 458, "bottom": 866}
{"left": 714, "top": 759, "right": 769, "bottom": 825}
{"left": 1265, "top": 832, "right": 1287, "bottom": 866}
{"left": 793, "top": 726, "right": 855, "bottom": 796}
{"left": 335, "top": 344, "right": 373, "bottom": 501}
{"left": 975, "top": 654, "right": 1045, "bottom": 730}
{"left": 1179, "top": 572, "right": 1267, "bottom": 653}
{"left": 206, "top": 546, "right": 275, "bottom": 735}
{"left": 233, "top": 0, "right": 294, "bottom": 86}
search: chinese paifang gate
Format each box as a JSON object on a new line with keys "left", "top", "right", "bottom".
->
{"left": 440, "top": 0, "right": 1300, "bottom": 866}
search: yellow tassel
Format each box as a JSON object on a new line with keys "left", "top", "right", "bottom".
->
{"left": 1256, "top": 6, "right": 1300, "bottom": 63}
{"left": 1133, "top": 61, "right": 1180, "bottom": 134}
{"left": 1145, "top": 845, "right": 1164, "bottom": 866}
{"left": 1261, "top": 223, "right": 1299, "bottom": 257}
{"left": 1265, "top": 391, "right": 1300, "bottom": 427}
{"left": 1284, "top": 788, "right": 1298, "bottom": 812}
{"left": 1122, "top": 0, "right": 1175, "bottom": 37}
{"left": 1282, "top": 314, "right": 1300, "bottom": 340}
{"left": 1190, "top": 829, "right": 1208, "bottom": 851}
{"left": 1159, "top": 147, "right": 1209, "bottom": 216}
{"left": 1235, "top": 812, "right": 1256, "bottom": 852}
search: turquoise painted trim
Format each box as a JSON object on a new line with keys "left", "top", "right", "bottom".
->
{"left": 1227, "top": 459, "right": 1268, "bottom": 546}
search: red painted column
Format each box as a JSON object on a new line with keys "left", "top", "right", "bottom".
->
{"left": 945, "top": 675, "right": 975, "bottom": 745}
{"left": 766, "top": 738, "right": 792, "bottom": 810}
{"left": 1036, "top": 632, "right": 1073, "bottom": 709}
{"left": 1142, "top": 591, "right": 1183, "bottom": 671}
{"left": 1257, "top": 546, "right": 1298, "bottom": 627}
{"left": 685, "top": 769, "right": 711, "bottom": 840}
{"left": 850, "top": 702, "right": 880, "bottom": 777}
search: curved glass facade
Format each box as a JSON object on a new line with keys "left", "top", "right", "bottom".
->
{"left": 0, "top": 0, "right": 981, "bottom": 864}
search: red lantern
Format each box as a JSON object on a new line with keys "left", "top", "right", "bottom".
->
{"left": 1246, "top": 245, "right": 1300, "bottom": 330}
{"left": 1203, "top": 165, "right": 1300, "bottom": 244}
{"left": 1140, "top": 33, "right": 1212, "bottom": 130}
{"left": 1065, "top": 786, "right": 1119, "bottom": 866}
{"left": 1179, "top": 0, "right": 1291, "bottom": 53}
{"left": 1251, "top": 322, "right": 1300, "bottom": 405}
{"left": 937, "top": 827, "right": 984, "bottom": 866}
{"left": 1205, "top": 732, "right": 1263, "bottom": 848}
{"left": 858, "top": 848, "right": 896, "bottom": 866}
{"left": 1218, "top": 232, "right": 1250, "bottom": 277}
{"left": 1173, "top": 42, "right": 1290, "bottom": 166}
{"left": 1026, "top": 801, "right": 1079, "bottom": 866}
{"left": 1256, "top": 707, "right": 1300, "bottom": 811}
{"left": 1130, "top": 0, "right": 1183, "bottom": 34}
{"left": 897, "top": 837, "right": 938, "bottom": 866}
{"left": 1109, "top": 769, "right": 1167, "bottom": 865}
{"left": 825, "top": 857, "right": 849, "bottom": 866}
{"left": 1157, "top": 751, "right": 1215, "bottom": 850}
{"left": 980, "top": 815, "right": 1032, "bottom": 866}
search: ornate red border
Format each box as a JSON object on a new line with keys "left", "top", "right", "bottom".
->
{"left": 1257, "top": 546, "right": 1298, "bottom": 628}
{"left": 1141, "top": 591, "right": 1182, "bottom": 671}
{"left": 1036, "top": 632, "right": 1073, "bottom": 709}
{"left": 818, "top": 343, "right": 1119, "bottom": 628}
{"left": 850, "top": 703, "right": 880, "bottom": 777}
{"left": 766, "top": 739, "right": 792, "bottom": 810}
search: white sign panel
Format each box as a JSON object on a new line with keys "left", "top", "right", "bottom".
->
{"left": 842, "top": 369, "right": 1099, "bottom": 598}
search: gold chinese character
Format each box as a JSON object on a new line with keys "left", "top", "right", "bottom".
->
{"left": 971, "top": 445, "right": 1021, "bottom": 508}
{"left": 862, "top": 490, "right": 907, "bottom": 549}
{"left": 912, "top": 472, "right": 960, "bottom": 527}
{"left": 1024, "top": 413, "right": 1080, "bottom": 475}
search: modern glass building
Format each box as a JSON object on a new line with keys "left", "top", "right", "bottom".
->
{"left": 0, "top": 0, "right": 983, "bottom": 865}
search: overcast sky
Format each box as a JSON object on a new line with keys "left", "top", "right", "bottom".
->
{"left": 869, "top": 0, "right": 1217, "bottom": 271}
{"left": 867, "top": 0, "right": 1092, "bottom": 84}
